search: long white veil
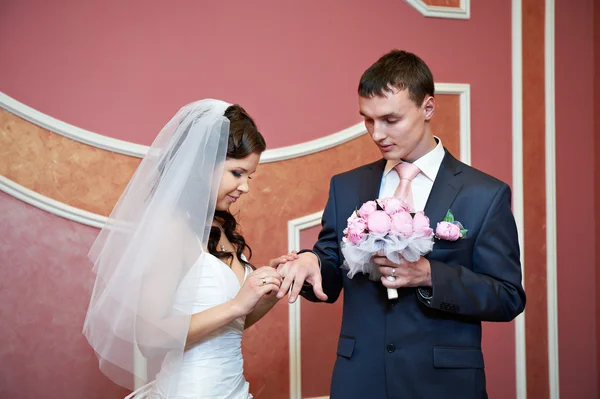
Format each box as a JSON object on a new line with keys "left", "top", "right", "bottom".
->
{"left": 83, "top": 99, "right": 231, "bottom": 394}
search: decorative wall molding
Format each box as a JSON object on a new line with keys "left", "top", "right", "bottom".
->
{"left": 0, "top": 92, "right": 149, "bottom": 158}
{"left": 0, "top": 84, "right": 469, "bottom": 228}
{"left": 435, "top": 83, "right": 471, "bottom": 165}
{"left": 0, "top": 91, "right": 366, "bottom": 162}
{"left": 287, "top": 211, "right": 324, "bottom": 399}
{"left": 405, "top": 0, "right": 470, "bottom": 20}
{"left": 0, "top": 84, "right": 467, "bottom": 164}
{"left": 0, "top": 82, "right": 473, "bottom": 395}
{"left": 261, "top": 123, "right": 365, "bottom": 163}
{"left": 0, "top": 175, "right": 107, "bottom": 228}
{"left": 511, "top": 1, "right": 527, "bottom": 398}
{"left": 132, "top": 345, "right": 147, "bottom": 390}
{"left": 544, "top": 0, "right": 559, "bottom": 397}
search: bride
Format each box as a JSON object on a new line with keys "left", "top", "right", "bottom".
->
{"left": 83, "top": 99, "right": 295, "bottom": 398}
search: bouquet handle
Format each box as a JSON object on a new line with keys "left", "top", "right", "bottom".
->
{"left": 386, "top": 276, "right": 398, "bottom": 299}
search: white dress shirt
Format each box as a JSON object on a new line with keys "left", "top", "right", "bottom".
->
{"left": 378, "top": 137, "right": 446, "bottom": 212}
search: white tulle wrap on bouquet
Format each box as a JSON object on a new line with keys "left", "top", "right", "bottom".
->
{"left": 340, "top": 198, "right": 435, "bottom": 299}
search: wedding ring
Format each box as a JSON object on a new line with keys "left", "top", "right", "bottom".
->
{"left": 262, "top": 277, "right": 267, "bottom": 286}
{"left": 391, "top": 268, "right": 396, "bottom": 277}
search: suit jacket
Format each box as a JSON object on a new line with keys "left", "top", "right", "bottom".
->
{"left": 301, "top": 149, "right": 526, "bottom": 399}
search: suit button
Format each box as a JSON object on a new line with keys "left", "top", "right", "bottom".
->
{"left": 386, "top": 344, "right": 395, "bottom": 353}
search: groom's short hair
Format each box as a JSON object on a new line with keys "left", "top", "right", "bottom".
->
{"left": 358, "top": 49, "right": 434, "bottom": 107}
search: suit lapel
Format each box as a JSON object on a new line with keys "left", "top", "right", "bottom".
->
{"left": 423, "top": 150, "right": 464, "bottom": 226}
{"left": 358, "top": 158, "right": 387, "bottom": 205}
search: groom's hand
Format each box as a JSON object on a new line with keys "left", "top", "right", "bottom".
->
{"left": 276, "top": 252, "right": 328, "bottom": 303}
{"left": 373, "top": 256, "right": 432, "bottom": 288}
{"left": 268, "top": 251, "right": 299, "bottom": 268}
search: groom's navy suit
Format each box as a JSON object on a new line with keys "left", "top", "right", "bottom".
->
{"left": 301, "top": 149, "right": 526, "bottom": 399}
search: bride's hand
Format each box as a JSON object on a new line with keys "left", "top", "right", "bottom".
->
{"left": 268, "top": 251, "right": 299, "bottom": 268}
{"left": 232, "top": 266, "right": 283, "bottom": 316}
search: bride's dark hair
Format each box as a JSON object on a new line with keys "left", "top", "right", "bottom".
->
{"left": 207, "top": 104, "right": 266, "bottom": 265}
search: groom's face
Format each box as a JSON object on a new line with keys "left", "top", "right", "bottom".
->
{"left": 359, "top": 89, "right": 435, "bottom": 162}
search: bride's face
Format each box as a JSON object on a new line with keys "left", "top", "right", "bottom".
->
{"left": 215, "top": 152, "right": 260, "bottom": 211}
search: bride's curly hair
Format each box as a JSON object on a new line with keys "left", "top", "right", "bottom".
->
{"left": 208, "top": 105, "right": 266, "bottom": 265}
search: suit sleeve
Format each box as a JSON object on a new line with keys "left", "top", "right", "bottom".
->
{"left": 300, "top": 177, "right": 344, "bottom": 303}
{"left": 418, "top": 184, "right": 526, "bottom": 321}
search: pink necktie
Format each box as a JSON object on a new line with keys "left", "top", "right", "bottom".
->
{"left": 393, "top": 162, "right": 421, "bottom": 209}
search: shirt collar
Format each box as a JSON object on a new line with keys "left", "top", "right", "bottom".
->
{"left": 383, "top": 137, "right": 445, "bottom": 182}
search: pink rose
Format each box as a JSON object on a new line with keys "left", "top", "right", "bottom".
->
{"left": 413, "top": 211, "right": 434, "bottom": 237}
{"left": 377, "top": 197, "right": 409, "bottom": 216}
{"left": 435, "top": 221, "right": 462, "bottom": 241}
{"left": 347, "top": 216, "right": 367, "bottom": 233}
{"left": 390, "top": 211, "right": 414, "bottom": 237}
{"left": 358, "top": 200, "right": 378, "bottom": 219}
{"left": 367, "top": 210, "right": 392, "bottom": 234}
{"left": 344, "top": 212, "right": 367, "bottom": 244}
{"left": 347, "top": 226, "right": 366, "bottom": 244}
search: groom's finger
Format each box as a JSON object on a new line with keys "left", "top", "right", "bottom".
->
{"left": 372, "top": 256, "right": 396, "bottom": 267}
{"left": 381, "top": 276, "right": 396, "bottom": 288}
{"left": 270, "top": 255, "right": 292, "bottom": 268}
{"left": 381, "top": 276, "right": 406, "bottom": 288}
{"left": 310, "top": 273, "right": 328, "bottom": 301}
{"left": 372, "top": 256, "right": 386, "bottom": 264}
{"left": 277, "top": 272, "right": 294, "bottom": 299}
{"left": 288, "top": 270, "right": 307, "bottom": 303}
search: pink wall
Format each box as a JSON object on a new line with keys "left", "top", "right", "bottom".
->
{"left": 0, "top": 0, "right": 511, "bottom": 173}
{"left": 555, "top": 0, "right": 598, "bottom": 397}
{"left": 0, "top": 192, "right": 129, "bottom": 399}
{"left": 0, "top": 1, "right": 521, "bottom": 398}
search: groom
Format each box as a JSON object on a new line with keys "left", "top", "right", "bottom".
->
{"left": 276, "top": 50, "right": 526, "bottom": 398}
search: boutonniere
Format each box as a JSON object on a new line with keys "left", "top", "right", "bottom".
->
{"left": 435, "top": 210, "right": 468, "bottom": 241}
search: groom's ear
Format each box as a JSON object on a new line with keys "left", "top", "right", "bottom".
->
{"left": 423, "top": 96, "right": 435, "bottom": 121}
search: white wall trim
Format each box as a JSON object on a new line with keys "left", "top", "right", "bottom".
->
{"left": 405, "top": 0, "right": 470, "bottom": 20}
{"left": 511, "top": 1, "right": 527, "bottom": 398}
{"left": 435, "top": 83, "right": 471, "bottom": 165}
{"left": 133, "top": 345, "right": 147, "bottom": 390}
{"left": 0, "top": 92, "right": 149, "bottom": 158}
{"left": 261, "top": 123, "right": 365, "bottom": 163}
{"left": 1, "top": 85, "right": 467, "bottom": 164}
{"left": 0, "top": 84, "right": 470, "bottom": 228}
{"left": 0, "top": 175, "right": 107, "bottom": 228}
{"left": 287, "top": 211, "right": 324, "bottom": 399}
{"left": 545, "top": 0, "right": 559, "bottom": 397}
{"left": 2, "top": 85, "right": 472, "bottom": 398}
{"left": 0, "top": 91, "right": 367, "bottom": 162}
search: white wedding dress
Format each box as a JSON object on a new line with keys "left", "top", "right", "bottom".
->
{"left": 131, "top": 253, "right": 253, "bottom": 399}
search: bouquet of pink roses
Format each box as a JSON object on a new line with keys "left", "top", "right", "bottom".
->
{"left": 340, "top": 197, "right": 435, "bottom": 299}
